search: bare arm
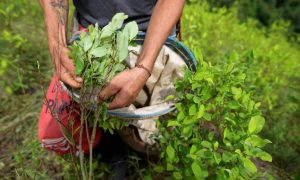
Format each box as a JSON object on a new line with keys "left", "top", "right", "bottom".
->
{"left": 40, "top": 0, "right": 81, "bottom": 87}
{"left": 138, "top": 0, "right": 185, "bottom": 71}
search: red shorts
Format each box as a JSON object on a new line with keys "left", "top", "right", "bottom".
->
{"left": 38, "top": 76, "right": 102, "bottom": 155}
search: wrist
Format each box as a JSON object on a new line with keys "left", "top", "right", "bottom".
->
{"left": 136, "top": 57, "right": 155, "bottom": 72}
{"left": 135, "top": 63, "right": 151, "bottom": 77}
{"left": 133, "top": 66, "right": 150, "bottom": 80}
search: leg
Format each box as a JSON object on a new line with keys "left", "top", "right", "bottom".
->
{"left": 94, "top": 131, "right": 130, "bottom": 180}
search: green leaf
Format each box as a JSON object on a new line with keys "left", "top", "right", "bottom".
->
{"left": 167, "top": 120, "right": 181, "bottom": 127}
{"left": 165, "top": 95, "right": 175, "bottom": 101}
{"left": 208, "top": 132, "right": 214, "bottom": 141}
{"left": 222, "top": 152, "right": 235, "bottom": 162}
{"left": 226, "top": 63, "right": 234, "bottom": 73}
{"left": 245, "top": 135, "right": 272, "bottom": 147}
{"left": 235, "top": 149, "right": 243, "bottom": 156}
{"left": 191, "top": 162, "right": 203, "bottom": 179}
{"left": 213, "top": 152, "right": 222, "bottom": 164}
{"left": 182, "top": 126, "right": 193, "bottom": 138}
{"left": 100, "top": 13, "right": 128, "bottom": 39}
{"left": 189, "top": 104, "right": 197, "bottom": 116}
{"left": 203, "top": 113, "right": 212, "bottom": 121}
{"left": 111, "top": 64, "right": 126, "bottom": 74}
{"left": 173, "top": 172, "right": 183, "bottom": 180}
{"left": 190, "top": 145, "right": 197, "bottom": 154}
{"left": 92, "top": 61, "right": 101, "bottom": 72}
{"left": 197, "top": 105, "right": 205, "bottom": 118}
{"left": 248, "top": 116, "right": 265, "bottom": 134}
{"left": 74, "top": 58, "right": 84, "bottom": 75}
{"left": 231, "top": 87, "right": 242, "bottom": 100}
{"left": 100, "top": 23, "right": 113, "bottom": 39}
{"left": 90, "top": 47, "right": 108, "bottom": 58}
{"left": 243, "top": 158, "right": 257, "bottom": 173}
{"left": 166, "top": 145, "right": 175, "bottom": 162}
{"left": 256, "top": 152, "right": 272, "bottom": 162}
{"left": 177, "top": 111, "right": 185, "bottom": 121}
{"left": 223, "top": 128, "right": 229, "bottom": 140}
{"left": 123, "top": 21, "right": 139, "bottom": 41}
{"left": 116, "top": 31, "right": 129, "bottom": 62}
{"left": 88, "top": 24, "right": 94, "bottom": 35}
{"left": 201, "top": 141, "right": 212, "bottom": 149}
{"left": 62, "top": 128, "right": 73, "bottom": 143}
{"left": 228, "top": 101, "right": 240, "bottom": 109}
{"left": 98, "top": 60, "right": 109, "bottom": 74}
{"left": 111, "top": 12, "right": 128, "bottom": 30}
{"left": 83, "top": 36, "right": 93, "bottom": 52}
{"left": 193, "top": 96, "right": 201, "bottom": 103}
{"left": 213, "top": 141, "right": 219, "bottom": 151}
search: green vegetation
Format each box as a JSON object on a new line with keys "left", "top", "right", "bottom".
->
{"left": 154, "top": 61, "right": 272, "bottom": 179}
{"left": 196, "top": 0, "right": 300, "bottom": 37}
{"left": 182, "top": 3, "right": 300, "bottom": 178}
{"left": 0, "top": 0, "right": 299, "bottom": 179}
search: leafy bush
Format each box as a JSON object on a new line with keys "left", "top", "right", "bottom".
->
{"left": 182, "top": 2, "right": 300, "bottom": 178}
{"left": 150, "top": 57, "right": 272, "bottom": 179}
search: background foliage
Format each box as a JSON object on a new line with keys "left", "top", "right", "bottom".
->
{"left": 0, "top": 0, "right": 299, "bottom": 179}
{"left": 190, "top": 0, "right": 300, "bottom": 38}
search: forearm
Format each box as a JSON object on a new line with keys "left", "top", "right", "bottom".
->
{"left": 40, "top": 0, "right": 69, "bottom": 48}
{"left": 138, "top": 0, "right": 185, "bottom": 71}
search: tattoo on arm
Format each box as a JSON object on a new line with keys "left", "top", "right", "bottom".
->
{"left": 50, "top": 0, "right": 68, "bottom": 25}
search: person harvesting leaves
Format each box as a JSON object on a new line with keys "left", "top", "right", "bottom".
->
{"left": 38, "top": 0, "right": 185, "bottom": 178}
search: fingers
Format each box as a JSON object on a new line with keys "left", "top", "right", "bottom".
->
{"left": 108, "top": 90, "right": 131, "bottom": 109}
{"left": 61, "top": 47, "right": 76, "bottom": 76}
{"left": 55, "top": 46, "right": 83, "bottom": 85}
{"left": 98, "top": 82, "right": 120, "bottom": 102}
{"left": 59, "top": 70, "right": 81, "bottom": 88}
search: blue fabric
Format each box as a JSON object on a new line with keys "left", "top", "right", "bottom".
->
{"left": 137, "top": 31, "right": 177, "bottom": 40}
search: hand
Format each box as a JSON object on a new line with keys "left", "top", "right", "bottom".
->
{"left": 98, "top": 67, "right": 149, "bottom": 109}
{"left": 49, "top": 43, "right": 82, "bottom": 88}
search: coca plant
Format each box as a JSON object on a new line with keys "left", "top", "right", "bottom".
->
{"left": 154, "top": 55, "right": 272, "bottom": 179}
{"left": 68, "top": 13, "right": 138, "bottom": 180}
{"left": 68, "top": 12, "right": 138, "bottom": 131}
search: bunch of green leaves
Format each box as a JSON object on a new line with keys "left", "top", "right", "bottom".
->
{"left": 152, "top": 57, "right": 272, "bottom": 179}
{"left": 69, "top": 12, "right": 138, "bottom": 88}
{"left": 68, "top": 13, "right": 138, "bottom": 132}
{"left": 67, "top": 13, "right": 139, "bottom": 179}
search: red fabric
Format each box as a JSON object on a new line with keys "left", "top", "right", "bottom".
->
{"left": 38, "top": 76, "right": 102, "bottom": 155}
{"left": 79, "top": 24, "right": 88, "bottom": 32}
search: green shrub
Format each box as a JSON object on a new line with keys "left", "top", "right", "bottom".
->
{"left": 182, "top": 2, "right": 300, "bottom": 177}
{"left": 154, "top": 59, "right": 273, "bottom": 179}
